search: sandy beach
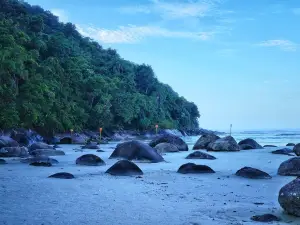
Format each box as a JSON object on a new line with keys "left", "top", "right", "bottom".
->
{"left": 1, "top": 142, "right": 300, "bottom": 225}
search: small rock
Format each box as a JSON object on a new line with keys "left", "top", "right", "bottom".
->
{"left": 81, "top": 143, "right": 100, "bottom": 150}
{"left": 177, "top": 163, "right": 215, "bottom": 174}
{"left": 272, "top": 148, "right": 294, "bottom": 156}
{"left": 251, "top": 214, "right": 280, "bottom": 222}
{"left": 236, "top": 167, "right": 272, "bottom": 179}
{"left": 264, "top": 145, "right": 277, "bottom": 148}
{"left": 30, "top": 149, "right": 65, "bottom": 157}
{"left": 185, "top": 151, "right": 216, "bottom": 160}
{"left": 106, "top": 160, "right": 143, "bottom": 176}
{"left": 0, "top": 159, "right": 6, "bottom": 164}
{"left": 49, "top": 172, "right": 74, "bottom": 179}
{"left": 20, "top": 156, "right": 59, "bottom": 164}
{"left": 76, "top": 154, "right": 105, "bottom": 166}
{"left": 287, "top": 143, "right": 295, "bottom": 147}
{"left": 30, "top": 162, "right": 52, "bottom": 167}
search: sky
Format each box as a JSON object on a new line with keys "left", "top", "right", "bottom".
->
{"left": 25, "top": 0, "right": 300, "bottom": 131}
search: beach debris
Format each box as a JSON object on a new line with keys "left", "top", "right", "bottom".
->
{"left": 49, "top": 172, "right": 75, "bottom": 179}
{"left": 76, "top": 154, "right": 105, "bottom": 166}
{"left": 236, "top": 167, "right": 271, "bottom": 179}
{"left": 149, "top": 134, "right": 188, "bottom": 151}
{"left": 110, "top": 140, "right": 164, "bottom": 163}
{"left": 177, "top": 163, "right": 215, "bottom": 174}
{"left": 193, "top": 134, "right": 220, "bottom": 150}
{"left": 279, "top": 177, "right": 300, "bottom": 217}
{"left": 278, "top": 157, "right": 300, "bottom": 176}
{"left": 185, "top": 151, "right": 216, "bottom": 160}
{"left": 106, "top": 160, "right": 143, "bottom": 176}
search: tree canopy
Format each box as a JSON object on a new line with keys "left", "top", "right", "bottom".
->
{"left": 0, "top": 0, "right": 200, "bottom": 136}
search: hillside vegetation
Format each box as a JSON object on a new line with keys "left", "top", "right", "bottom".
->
{"left": 0, "top": 0, "right": 200, "bottom": 136}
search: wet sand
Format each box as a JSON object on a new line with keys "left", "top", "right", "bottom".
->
{"left": 0, "top": 143, "right": 300, "bottom": 225}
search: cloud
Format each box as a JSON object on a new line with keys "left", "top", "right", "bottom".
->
{"left": 119, "top": 0, "right": 225, "bottom": 19}
{"left": 292, "top": 8, "right": 300, "bottom": 15}
{"left": 76, "top": 24, "right": 213, "bottom": 44}
{"left": 258, "top": 40, "right": 298, "bottom": 52}
{"left": 51, "top": 9, "right": 69, "bottom": 23}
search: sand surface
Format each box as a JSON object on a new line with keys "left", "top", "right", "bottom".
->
{"left": 1, "top": 142, "right": 300, "bottom": 225}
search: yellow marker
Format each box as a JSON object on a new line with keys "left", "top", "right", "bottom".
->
{"left": 99, "top": 128, "right": 103, "bottom": 143}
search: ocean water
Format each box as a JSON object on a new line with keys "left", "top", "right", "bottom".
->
{"left": 183, "top": 129, "right": 300, "bottom": 147}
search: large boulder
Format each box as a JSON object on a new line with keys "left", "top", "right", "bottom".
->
{"left": 28, "top": 142, "right": 54, "bottom": 152}
{"left": 56, "top": 133, "right": 89, "bottom": 144}
{"left": 0, "top": 147, "right": 29, "bottom": 157}
{"left": 149, "top": 134, "right": 188, "bottom": 151}
{"left": 10, "top": 129, "right": 43, "bottom": 146}
{"left": 278, "top": 157, "right": 300, "bottom": 176}
{"left": 0, "top": 136, "right": 19, "bottom": 148}
{"left": 30, "top": 149, "right": 65, "bottom": 157}
{"left": 76, "top": 154, "right": 105, "bottom": 166}
{"left": 49, "top": 172, "right": 75, "bottom": 179}
{"left": 20, "top": 156, "right": 59, "bottom": 164}
{"left": 193, "top": 134, "right": 220, "bottom": 150}
{"left": 236, "top": 167, "right": 272, "bottom": 179}
{"left": 110, "top": 141, "right": 164, "bottom": 163}
{"left": 177, "top": 163, "right": 215, "bottom": 174}
{"left": 293, "top": 144, "right": 300, "bottom": 156}
{"left": 238, "top": 138, "right": 263, "bottom": 149}
{"left": 279, "top": 177, "right": 300, "bottom": 217}
{"left": 106, "top": 160, "right": 143, "bottom": 176}
{"left": 154, "top": 143, "right": 179, "bottom": 154}
{"left": 207, "top": 136, "right": 240, "bottom": 152}
{"left": 272, "top": 148, "right": 294, "bottom": 156}
{"left": 185, "top": 151, "right": 216, "bottom": 160}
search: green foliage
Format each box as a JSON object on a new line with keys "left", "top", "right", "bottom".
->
{"left": 0, "top": 0, "right": 200, "bottom": 135}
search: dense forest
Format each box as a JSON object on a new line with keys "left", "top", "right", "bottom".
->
{"left": 0, "top": 0, "right": 200, "bottom": 136}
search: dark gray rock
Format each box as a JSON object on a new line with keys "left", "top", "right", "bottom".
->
{"left": 149, "top": 134, "right": 188, "bottom": 151}
{"left": 0, "top": 159, "right": 6, "bottom": 164}
{"left": 154, "top": 143, "right": 179, "bottom": 153}
{"left": 272, "top": 148, "right": 294, "bottom": 156}
{"left": 30, "top": 149, "right": 65, "bottom": 157}
{"left": 193, "top": 134, "right": 220, "bottom": 150}
{"left": 0, "top": 136, "right": 19, "bottom": 148}
{"left": 207, "top": 136, "right": 240, "bottom": 152}
{"left": 293, "top": 144, "right": 300, "bottom": 156}
{"left": 0, "top": 147, "right": 29, "bottom": 157}
{"left": 238, "top": 138, "right": 263, "bottom": 149}
{"left": 20, "top": 156, "right": 59, "bottom": 164}
{"left": 236, "top": 167, "right": 272, "bottom": 179}
{"left": 57, "top": 133, "right": 89, "bottom": 144}
{"left": 110, "top": 141, "right": 164, "bottom": 163}
{"left": 278, "top": 157, "right": 300, "bottom": 176}
{"left": 185, "top": 151, "right": 216, "bottom": 160}
{"left": 81, "top": 143, "right": 100, "bottom": 150}
{"left": 239, "top": 144, "right": 255, "bottom": 150}
{"left": 28, "top": 142, "right": 54, "bottom": 152}
{"left": 10, "top": 129, "right": 43, "bottom": 146}
{"left": 287, "top": 143, "right": 296, "bottom": 147}
{"left": 264, "top": 145, "right": 277, "bottom": 148}
{"left": 76, "top": 154, "right": 105, "bottom": 166}
{"left": 177, "top": 163, "right": 215, "bottom": 174}
{"left": 106, "top": 160, "right": 143, "bottom": 176}
{"left": 30, "top": 162, "right": 52, "bottom": 167}
{"left": 49, "top": 172, "right": 75, "bottom": 179}
{"left": 251, "top": 214, "right": 281, "bottom": 222}
{"left": 279, "top": 177, "right": 300, "bottom": 217}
